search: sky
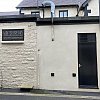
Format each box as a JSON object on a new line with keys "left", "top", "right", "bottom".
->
{"left": 0, "top": 0, "right": 23, "bottom": 12}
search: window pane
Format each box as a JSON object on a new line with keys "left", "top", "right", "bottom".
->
{"left": 31, "top": 12, "right": 40, "bottom": 17}
{"left": 31, "top": 12, "right": 35, "bottom": 15}
{"left": 60, "top": 12, "right": 63, "bottom": 17}
{"left": 64, "top": 11, "right": 67, "bottom": 17}
{"left": 78, "top": 33, "right": 96, "bottom": 43}
{"left": 59, "top": 10, "right": 68, "bottom": 18}
{"left": 36, "top": 13, "right": 39, "bottom": 14}
{"left": 2, "top": 29, "right": 24, "bottom": 41}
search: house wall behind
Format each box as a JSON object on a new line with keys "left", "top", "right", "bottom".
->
{"left": 21, "top": 9, "right": 43, "bottom": 18}
{"left": 79, "top": 0, "right": 99, "bottom": 16}
{"left": 44, "top": 7, "right": 77, "bottom": 18}
{"left": 87, "top": 0, "right": 99, "bottom": 16}
{"left": 21, "top": 6, "right": 77, "bottom": 18}
{"left": 0, "top": 22, "right": 38, "bottom": 88}
{"left": 20, "top": 0, "right": 99, "bottom": 17}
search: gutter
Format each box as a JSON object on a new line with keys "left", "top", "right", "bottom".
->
{"left": 36, "top": 16, "right": 99, "bottom": 25}
{"left": 0, "top": 15, "right": 38, "bottom": 23}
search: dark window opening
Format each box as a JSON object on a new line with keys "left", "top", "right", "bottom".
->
{"left": 59, "top": 10, "right": 68, "bottom": 18}
{"left": 2, "top": 29, "right": 24, "bottom": 41}
{"left": 78, "top": 33, "right": 96, "bottom": 43}
{"left": 31, "top": 12, "right": 40, "bottom": 17}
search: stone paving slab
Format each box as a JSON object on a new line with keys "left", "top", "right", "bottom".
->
{"left": 0, "top": 91, "right": 100, "bottom": 100}
{"left": 0, "top": 88, "right": 100, "bottom": 99}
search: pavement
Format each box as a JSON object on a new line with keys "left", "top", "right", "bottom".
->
{"left": 0, "top": 94, "right": 97, "bottom": 100}
{"left": 0, "top": 88, "right": 100, "bottom": 99}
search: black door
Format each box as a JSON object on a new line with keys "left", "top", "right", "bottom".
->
{"left": 78, "top": 33, "right": 98, "bottom": 88}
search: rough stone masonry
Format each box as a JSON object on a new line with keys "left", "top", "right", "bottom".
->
{"left": 0, "top": 22, "right": 38, "bottom": 88}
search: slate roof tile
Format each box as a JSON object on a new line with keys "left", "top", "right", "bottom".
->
{"left": 17, "top": 0, "right": 87, "bottom": 8}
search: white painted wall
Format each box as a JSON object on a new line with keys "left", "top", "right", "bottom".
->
{"left": 44, "top": 7, "right": 77, "bottom": 18}
{"left": 21, "top": 9, "right": 43, "bottom": 18}
{"left": 55, "top": 7, "right": 77, "bottom": 17}
{"left": 37, "top": 24, "right": 100, "bottom": 91}
{"left": 79, "top": 0, "right": 99, "bottom": 16}
{"left": 87, "top": 0, "right": 99, "bottom": 16}
{"left": 21, "top": 6, "right": 77, "bottom": 18}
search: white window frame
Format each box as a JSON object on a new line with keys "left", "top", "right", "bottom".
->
{"left": 1, "top": 29, "right": 24, "bottom": 44}
{"left": 59, "top": 10, "right": 68, "bottom": 18}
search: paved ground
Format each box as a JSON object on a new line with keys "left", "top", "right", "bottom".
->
{"left": 0, "top": 94, "right": 98, "bottom": 100}
{"left": 0, "top": 92, "right": 100, "bottom": 100}
{"left": 0, "top": 89, "right": 100, "bottom": 100}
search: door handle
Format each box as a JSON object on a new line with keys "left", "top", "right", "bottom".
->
{"left": 79, "top": 64, "right": 82, "bottom": 68}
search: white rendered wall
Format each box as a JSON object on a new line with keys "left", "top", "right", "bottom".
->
{"left": 21, "top": 6, "right": 77, "bottom": 18}
{"left": 79, "top": 0, "right": 99, "bottom": 16}
{"left": 87, "top": 0, "right": 99, "bottom": 16}
{"left": 37, "top": 24, "right": 100, "bottom": 91}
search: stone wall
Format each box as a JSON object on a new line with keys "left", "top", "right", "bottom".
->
{"left": 0, "top": 22, "right": 38, "bottom": 88}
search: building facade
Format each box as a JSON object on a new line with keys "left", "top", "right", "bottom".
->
{"left": 0, "top": 0, "right": 100, "bottom": 91}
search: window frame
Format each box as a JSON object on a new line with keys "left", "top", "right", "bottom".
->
{"left": 1, "top": 29, "right": 24, "bottom": 44}
{"left": 59, "top": 10, "right": 68, "bottom": 18}
{"left": 31, "top": 11, "right": 40, "bottom": 17}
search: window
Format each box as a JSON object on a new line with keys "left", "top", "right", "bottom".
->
{"left": 2, "top": 29, "right": 24, "bottom": 41}
{"left": 31, "top": 12, "right": 40, "bottom": 17}
{"left": 59, "top": 10, "right": 68, "bottom": 18}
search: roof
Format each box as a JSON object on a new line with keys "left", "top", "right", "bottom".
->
{"left": 0, "top": 11, "right": 19, "bottom": 16}
{"left": 0, "top": 15, "right": 37, "bottom": 23}
{"left": 17, "top": 0, "right": 87, "bottom": 8}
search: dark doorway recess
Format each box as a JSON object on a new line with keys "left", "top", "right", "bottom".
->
{"left": 78, "top": 33, "right": 98, "bottom": 89}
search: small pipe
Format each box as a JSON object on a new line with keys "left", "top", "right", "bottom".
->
{"left": 0, "top": 67, "right": 3, "bottom": 90}
{"left": 41, "top": 5, "right": 44, "bottom": 18}
{"left": 42, "top": 1, "right": 55, "bottom": 18}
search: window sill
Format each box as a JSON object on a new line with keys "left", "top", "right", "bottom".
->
{"left": 1, "top": 41, "right": 24, "bottom": 44}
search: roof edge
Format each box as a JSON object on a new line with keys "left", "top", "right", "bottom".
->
{"left": 16, "top": 4, "right": 79, "bottom": 9}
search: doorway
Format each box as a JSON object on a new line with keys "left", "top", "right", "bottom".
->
{"left": 78, "top": 33, "right": 98, "bottom": 88}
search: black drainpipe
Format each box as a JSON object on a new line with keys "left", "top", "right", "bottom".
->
{"left": 76, "top": 0, "right": 91, "bottom": 17}
{"left": 83, "top": 3, "right": 91, "bottom": 16}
